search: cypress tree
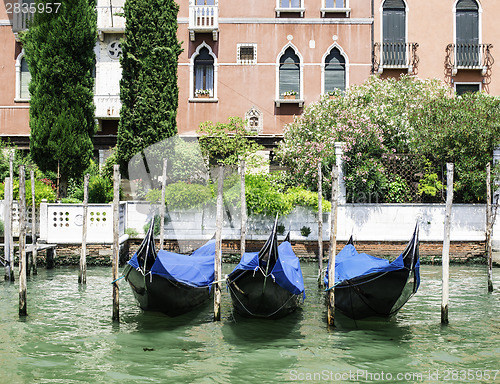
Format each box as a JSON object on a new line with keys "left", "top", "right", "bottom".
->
{"left": 116, "top": 0, "right": 182, "bottom": 177}
{"left": 22, "top": 0, "right": 97, "bottom": 197}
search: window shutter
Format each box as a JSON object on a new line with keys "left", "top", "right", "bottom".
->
{"left": 279, "top": 48, "right": 300, "bottom": 96}
{"left": 456, "top": 0, "right": 479, "bottom": 66}
{"left": 20, "top": 58, "right": 31, "bottom": 99}
{"left": 325, "top": 48, "right": 345, "bottom": 92}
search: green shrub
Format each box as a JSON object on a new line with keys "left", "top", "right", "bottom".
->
{"left": 60, "top": 197, "right": 82, "bottom": 204}
{"left": 245, "top": 173, "right": 292, "bottom": 216}
{"left": 146, "top": 182, "right": 213, "bottom": 210}
{"left": 286, "top": 186, "right": 331, "bottom": 212}
{"left": 0, "top": 178, "right": 56, "bottom": 206}
{"left": 125, "top": 228, "right": 139, "bottom": 237}
{"left": 0, "top": 219, "right": 4, "bottom": 237}
{"left": 88, "top": 176, "right": 114, "bottom": 203}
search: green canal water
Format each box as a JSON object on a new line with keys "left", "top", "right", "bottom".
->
{"left": 0, "top": 263, "right": 499, "bottom": 383}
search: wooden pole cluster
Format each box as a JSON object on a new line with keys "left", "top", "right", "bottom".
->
{"left": 160, "top": 158, "right": 167, "bottom": 251}
{"left": 240, "top": 160, "right": 247, "bottom": 256}
{"left": 18, "top": 165, "right": 27, "bottom": 316}
{"left": 317, "top": 161, "right": 323, "bottom": 286}
{"left": 4, "top": 177, "right": 12, "bottom": 281}
{"left": 214, "top": 165, "right": 224, "bottom": 321}
{"left": 327, "top": 165, "right": 339, "bottom": 326}
{"left": 441, "top": 162, "right": 454, "bottom": 325}
{"left": 79, "top": 174, "right": 89, "bottom": 284}
{"left": 112, "top": 165, "right": 120, "bottom": 321}
{"left": 30, "top": 169, "right": 37, "bottom": 275}
{"left": 486, "top": 163, "right": 494, "bottom": 293}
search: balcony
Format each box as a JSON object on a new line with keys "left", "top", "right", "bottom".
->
{"left": 12, "top": 8, "right": 34, "bottom": 33}
{"left": 446, "top": 43, "right": 494, "bottom": 76}
{"left": 320, "top": 0, "right": 350, "bottom": 17}
{"left": 97, "top": 4, "right": 125, "bottom": 36}
{"left": 188, "top": 2, "right": 219, "bottom": 41}
{"left": 373, "top": 42, "right": 419, "bottom": 74}
{"left": 94, "top": 95, "right": 121, "bottom": 119}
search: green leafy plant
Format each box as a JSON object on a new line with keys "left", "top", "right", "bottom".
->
{"left": 386, "top": 174, "right": 412, "bottom": 203}
{"left": 277, "top": 223, "right": 285, "bottom": 235}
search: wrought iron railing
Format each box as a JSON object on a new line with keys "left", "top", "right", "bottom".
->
{"left": 446, "top": 43, "right": 494, "bottom": 75}
{"left": 373, "top": 42, "right": 419, "bottom": 73}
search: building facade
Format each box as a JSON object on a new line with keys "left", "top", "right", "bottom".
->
{"left": 0, "top": 0, "right": 498, "bottom": 153}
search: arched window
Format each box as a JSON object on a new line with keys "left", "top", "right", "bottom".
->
{"left": 194, "top": 47, "right": 214, "bottom": 97}
{"left": 382, "top": 0, "right": 406, "bottom": 66}
{"left": 455, "top": 0, "right": 479, "bottom": 67}
{"left": 15, "top": 51, "right": 31, "bottom": 101}
{"left": 279, "top": 47, "right": 300, "bottom": 98}
{"left": 324, "top": 47, "right": 346, "bottom": 93}
{"left": 20, "top": 57, "right": 31, "bottom": 100}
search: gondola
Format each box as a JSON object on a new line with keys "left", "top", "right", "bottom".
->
{"left": 123, "top": 220, "right": 216, "bottom": 317}
{"left": 324, "top": 225, "right": 420, "bottom": 320}
{"left": 227, "top": 220, "right": 305, "bottom": 319}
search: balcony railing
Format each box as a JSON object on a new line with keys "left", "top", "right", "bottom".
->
{"left": 96, "top": 5, "right": 125, "bottom": 33}
{"left": 373, "top": 42, "right": 419, "bottom": 74}
{"left": 94, "top": 95, "right": 121, "bottom": 119}
{"left": 446, "top": 43, "right": 494, "bottom": 76}
{"left": 188, "top": 3, "right": 219, "bottom": 41}
{"left": 12, "top": 8, "right": 34, "bottom": 33}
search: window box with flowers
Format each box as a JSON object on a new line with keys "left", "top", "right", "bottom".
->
{"left": 195, "top": 89, "right": 211, "bottom": 98}
{"left": 281, "top": 90, "right": 298, "bottom": 100}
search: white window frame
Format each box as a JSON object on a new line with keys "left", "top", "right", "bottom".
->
{"left": 321, "top": 43, "right": 349, "bottom": 96}
{"left": 454, "top": 81, "right": 482, "bottom": 95}
{"left": 275, "top": 0, "right": 305, "bottom": 17}
{"left": 275, "top": 42, "right": 304, "bottom": 107}
{"left": 15, "top": 49, "right": 30, "bottom": 102}
{"left": 321, "top": 0, "right": 351, "bottom": 17}
{"left": 189, "top": 41, "right": 218, "bottom": 102}
{"left": 237, "top": 43, "right": 257, "bottom": 65}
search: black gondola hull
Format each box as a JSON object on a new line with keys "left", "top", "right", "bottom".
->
{"left": 123, "top": 264, "right": 210, "bottom": 317}
{"left": 334, "top": 268, "right": 417, "bottom": 319}
{"left": 228, "top": 271, "right": 302, "bottom": 319}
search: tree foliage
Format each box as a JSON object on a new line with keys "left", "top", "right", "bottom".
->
{"left": 197, "top": 117, "right": 263, "bottom": 167}
{"left": 116, "top": 0, "right": 182, "bottom": 177}
{"left": 22, "top": 0, "right": 97, "bottom": 197}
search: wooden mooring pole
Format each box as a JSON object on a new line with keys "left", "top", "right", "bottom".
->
{"left": 441, "top": 163, "right": 454, "bottom": 325}
{"left": 214, "top": 165, "right": 224, "bottom": 321}
{"left": 112, "top": 165, "right": 120, "bottom": 321}
{"left": 486, "top": 163, "right": 494, "bottom": 293}
{"left": 8, "top": 152, "right": 14, "bottom": 281}
{"left": 160, "top": 158, "right": 167, "bottom": 251}
{"left": 240, "top": 160, "right": 246, "bottom": 256}
{"left": 30, "top": 169, "right": 37, "bottom": 275}
{"left": 317, "top": 161, "right": 323, "bottom": 286}
{"left": 4, "top": 177, "right": 13, "bottom": 281}
{"left": 19, "top": 165, "right": 27, "bottom": 316}
{"left": 327, "top": 165, "right": 339, "bottom": 326}
{"left": 79, "top": 174, "right": 89, "bottom": 284}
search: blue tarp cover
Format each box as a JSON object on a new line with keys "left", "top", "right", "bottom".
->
{"left": 324, "top": 244, "right": 420, "bottom": 288}
{"left": 128, "top": 239, "right": 216, "bottom": 288}
{"left": 231, "top": 241, "right": 305, "bottom": 296}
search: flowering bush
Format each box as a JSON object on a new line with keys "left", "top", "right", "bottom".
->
{"left": 276, "top": 75, "right": 455, "bottom": 202}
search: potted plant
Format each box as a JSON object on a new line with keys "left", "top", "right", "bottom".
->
{"left": 195, "top": 89, "right": 211, "bottom": 98}
{"left": 281, "top": 90, "right": 298, "bottom": 100}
